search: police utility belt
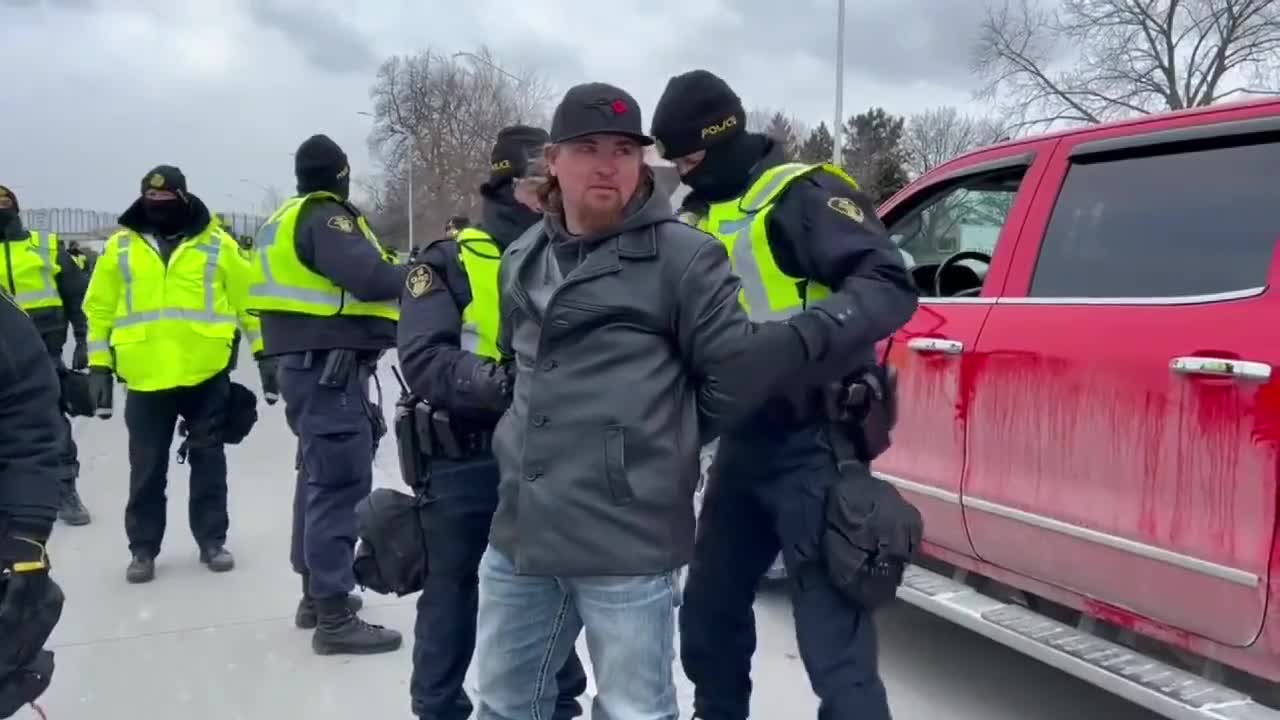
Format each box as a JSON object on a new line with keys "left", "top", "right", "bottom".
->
{"left": 394, "top": 397, "right": 492, "bottom": 484}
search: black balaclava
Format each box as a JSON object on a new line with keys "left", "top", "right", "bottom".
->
{"left": 295, "top": 134, "right": 351, "bottom": 200}
{"left": 478, "top": 125, "right": 550, "bottom": 247}
{"left": 0, "top": 185, "right": 23, "bottom": 239}
{"left": 139, "top": 165, "right": 191, "bottom": 236}
{"left": 650, "top": 69, "right": 767, "bottom": 203}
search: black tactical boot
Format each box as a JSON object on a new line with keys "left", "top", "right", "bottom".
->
{"left": 126, "top": 553, "right": 155, "bottom": 584}
{"left": 58, "top": 488, "right": 91, "bottom": 526}
{"left": 295, "top": 593, "right": 364, "bottom": 629}
{"left": 199, "top": 545, "right": 235, "bottom": 573}
{"left": 311, "top": 596, "right": 401, "bottom": 655}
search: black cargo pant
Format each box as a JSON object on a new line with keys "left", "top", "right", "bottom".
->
{"left": 124, "top": 372, "right": 231, "bottom": 557}
{"left": 410, "top": 456, "right": 587, "bottom": 720}
{"left": 281, "top": 350, "right": 376, "bottom": 600}
{"left": 680, "top": 423, "right": 891, "bottom": 720}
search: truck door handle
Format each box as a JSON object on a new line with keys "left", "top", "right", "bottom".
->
{"left": 1170, "top": 356, "right": 1272, "bottom": 381}
{"left": 908, "top": 338, "right": 964, "bottom": 355}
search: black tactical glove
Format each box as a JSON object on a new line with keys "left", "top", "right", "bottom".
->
{"left": 71, "top": 341, "right": 89, "bottom": 371}
{"left": 467, "top": 360, "right": 514, "bottom": 414}
{"left": 256, "top": 354, "right": 280, "bottom": 405}
{"left": 87, "top": 366, "right": 114, "bottom": 419}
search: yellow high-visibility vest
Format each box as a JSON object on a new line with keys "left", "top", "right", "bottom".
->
{"left": 453, "top": 227, "right": 503, "bottom": 360}
{"left": 245, "top": 191, "right": 399, "bottom": 321}
{"left": 83, "top": 223, "right": 263, "bottom": 391}
{"left": 1, "top": 231, "right": 63, "bottom": 311}
{"left": 692, "top": 162, "right": 859, "bottom": 320}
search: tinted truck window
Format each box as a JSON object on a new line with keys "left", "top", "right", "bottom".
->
{"left": 1029, "top": 138, "right": 1280, "bottom": 298}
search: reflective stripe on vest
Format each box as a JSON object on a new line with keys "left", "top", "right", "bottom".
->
{"left": 454, "top": 227, "right": 503, "bottom": 361}
{"left": 114, "top": 234, "right": 235, "bottom": 329}
{"left": 5, "top": 231, "right": 62, "bottom": 310}
{"left": 246, "top": 192, "right": 399, "bottom": 320}
{"left": 696, "top": 162, "right": 857, "bottom": 320}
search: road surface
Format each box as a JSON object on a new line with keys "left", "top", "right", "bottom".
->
{"left": 23, "top": 356, "right": 1160, "bottom": 719}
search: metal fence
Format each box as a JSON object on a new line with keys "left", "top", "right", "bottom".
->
{"left": 20, "top": 208, "right": 268, "bottom": 240}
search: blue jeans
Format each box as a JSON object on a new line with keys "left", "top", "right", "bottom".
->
{"left": 412, "top": 459, "right": 586, "bottom": 720}
{"left": 474, "top": 545, "right": 680, "bottom": 720}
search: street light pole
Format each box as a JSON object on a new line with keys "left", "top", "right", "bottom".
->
{"left": 832, "top": 0, "right": 846, "bottom": 167}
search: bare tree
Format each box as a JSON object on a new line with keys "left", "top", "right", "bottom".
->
{"left": 365, "top": 45, "right": 555, "bottom": 248}
{"left": 973, "top": 0, "right": 1280, "bottom": 134}
{"left": 745, "top": 106, "right": 809, "bottom": 158}
{"left": 903, "top": 106, "right": 1008, "bottom": 177}
{"left": 257, "top": 185, "right": 286, "bottom": 217}
{"left": 745, "top": 106, "right": 776, "bottom": 134}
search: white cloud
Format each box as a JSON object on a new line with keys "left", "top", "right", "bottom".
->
{"left": 4, "top": 0, "right": 990, "bottom": 213}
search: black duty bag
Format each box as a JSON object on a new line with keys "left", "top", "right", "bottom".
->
{"left": 823, "top": 471, "right": 923, "bottom": 611}
{"left": 353, "top": 488, "right": 427, "bottom": 596}
{"left": 221, "top": 381, "right": 259, "bottom": 445}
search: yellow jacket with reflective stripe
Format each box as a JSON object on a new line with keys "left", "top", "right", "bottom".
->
{"left": 689, "top": 162, "right": 858, "bottom": 320}
{"left": 244, "top": 192, "right": 399, "bottom": 321}
{"left": 83, "top": 223, "right": 264, "bottom": 391}
{"left": 1, "top": 231, "right": 63, "bottom": 311}
{"left": 453, "top": 227, "right": 503, "bottom": 361}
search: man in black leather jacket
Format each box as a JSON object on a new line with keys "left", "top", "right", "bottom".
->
{"left": 397, "top": 125, "right": 586, "bottom": 720}
{"left": 471, "top": 81, "right": 890, "bottom": 720}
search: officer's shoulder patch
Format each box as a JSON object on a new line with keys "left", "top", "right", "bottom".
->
{"left": 827, "top": 196, "right": 866, "bottom": 224}
{"left": 405, "top": 264, "right": 435, "bottom": 298}
{"left": 326, "top": 215, "right": 356, "bottom": 233}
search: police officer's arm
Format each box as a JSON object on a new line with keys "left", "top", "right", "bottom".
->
{"left": 54, "top": 245, "right": 88, "bottom": 345}
{"left": 766, "top": 174, "right": 918, "bottom": 355}
{"left": 0, "top": 295, "right": 64, "bottom": 543}
{"left": 397, "top": 243, "right": 509, "bottom": 416}
{"left": 217, "top": 232, "right": 264, "bottom": 355}
{"left": 81, "top": 239, "right": 123, "bottom": 371}
{"left": 296, "top": 207, "right": 408, "bottom": 302}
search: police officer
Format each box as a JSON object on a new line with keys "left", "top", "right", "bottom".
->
{"left": 83, "top": 166, "right": 268, "bottom": 584}
{"left": 650, "top": 70, "right": 918, "bottom": 720}
{"left": 398, "top": 125, "right": 587, "bottom": 720}
{"left": 0, "top": 287, "right": 66, "bottom": 719}
{"left": 246, "top": 134, "right": 405, "bottom": 655}
{"left": 67, "top": 240, "right": 97, "bottom": 274}
{"left": 0, "top": 185, "right": 92, "bottom": 527}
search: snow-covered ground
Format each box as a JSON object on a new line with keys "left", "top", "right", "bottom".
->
{"left": 25, "top": 351, "right": 1158, "bottom": 719}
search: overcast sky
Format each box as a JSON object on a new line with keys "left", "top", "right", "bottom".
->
{"left": 4, "top": 0, "right": 991, "bottom": 214}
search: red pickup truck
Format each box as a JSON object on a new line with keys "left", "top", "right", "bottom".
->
{"left": 859, "top": 97, "right": 1280, "bottom": 718}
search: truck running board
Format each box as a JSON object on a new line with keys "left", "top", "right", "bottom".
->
{"left": 898, "top": 565, "right": 1280, "bottom": 720}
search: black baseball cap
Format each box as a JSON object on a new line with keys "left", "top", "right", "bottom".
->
{"left": 550, "top": 82, "right": 654, "bottom": 146}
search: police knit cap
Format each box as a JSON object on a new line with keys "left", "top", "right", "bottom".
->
{"left": 490, "top": 125, "right": 550, "bottom": 182}
{"left": 140, "top": 165, "right": 189, "bottom": 200}
{"left": 550, "top": 82, "right": 653, "bottom": 146}
{"left": 650, "top": 69, "right": 746, "bottom": 160}
{"left": 0, "top": 185, "right": 18, "bottom": 211}
{"left": 295, "top": 134, "right": 350, "bottom": 189}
